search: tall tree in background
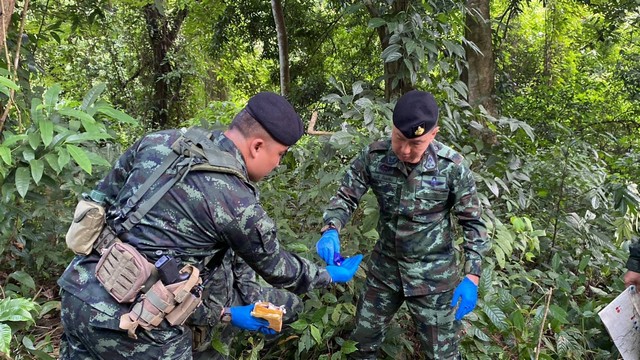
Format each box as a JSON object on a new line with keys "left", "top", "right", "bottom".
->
{"left": 463, "top": 0, "right": 496, "bottom": 116}
{"left": 271, "top": 0, "right": 290, "bottom": 96}
{"left": 364, "top": 0, "right": 413, "bottom": 100}
{"left": 0, "top": 0, "right": 15, "bottom": 50}
{"left": 143, "top": 3, "right": 188, "bottom": 129}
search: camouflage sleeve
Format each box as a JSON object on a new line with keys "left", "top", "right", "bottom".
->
{"left": 231, "top": 254, "right": 263, "bottom": 303}
{"left": 95, "top": 137, "right": 144, "bottom": 205}
{"left": 221, "top": 203, "right": 332, "bottom": 295}
{"left": 452, "top": 164, "right": 490, "bottom": 276}
{"left": 627, "top": 236, "right": 640, "bottom": 272}
{"left": 323, "top": 147, "right": 372, "bottom": 229}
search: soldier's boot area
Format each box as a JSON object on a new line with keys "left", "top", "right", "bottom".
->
{"left": 349, "top": 276, "right": 462, "bottom": 359}
{"left": 406, "top": 290, "right": 461, "bottom": 360}
{"left": 348, "top": 275, "right": 403, "bottom": 359}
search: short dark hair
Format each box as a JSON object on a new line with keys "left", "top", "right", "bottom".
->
{"left": 230, "top": 109, "right": 270, "bottom": 139}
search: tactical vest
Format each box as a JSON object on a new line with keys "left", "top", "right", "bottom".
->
{"left": 94, "top": 127, "right": 250, "bottom": 338}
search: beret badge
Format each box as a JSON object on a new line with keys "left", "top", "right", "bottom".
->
{"left": 413, "top": 124, "right": 426, "bottom": 136}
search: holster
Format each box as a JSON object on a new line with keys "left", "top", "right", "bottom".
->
{"left": 119, "top": 264, "right": 202, "bottom": 339}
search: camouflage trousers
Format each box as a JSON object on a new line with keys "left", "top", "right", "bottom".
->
{"left": 191, "top": 286, "right": 302, "bottom": 360}
{"left": 349, "top": 275, "right": 461, "bottom": 360}
{"left": 59, "top": 289, "right": 193, "bottom": 360}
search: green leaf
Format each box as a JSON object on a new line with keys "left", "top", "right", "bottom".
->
{"left": 22, "top": 148, "right": 35, "bottom": 161}
{"left": 58, "top": 148, "right": 70, "bottom": 169}
{"left": 39, "top": 301, "right": 61, "bottom": 317}
{"left": 383, "top": 51, "right": 403, "bottom": 63}
{"left": 44, "top": 153, "right": 61, "bottom": 174}
{"left": 381, "top": 44, "right": 401, "bottom": 61}
{"left": 0, "top": 323, "right": 11, "bottom": 357}
{"left": 510, "top": 310, "right": 525, "bottom": 330}
{"left": 331, "top": 303, "right": 342, "bottom": 323}
{"left": 0, "top": 146, "right": 11, "bottom": 165}
{"left": 85, "top": 151, "right": 113, "bottom": 168}
{"left": 22, "top": 336, "right": 35, "bottom": 350}
{"left": 341, "top": 340, "right": 358, "bottom": 354}
{"left": 481, "top": 303, "right": 508, "bottom": 331}
{"left": 39, "top": 119, "right": 54, "bottom": 147}
{"left": 578, "top": 254, "right": 591, "bottom": 272}
{"left": 548, "top": 304, "right": 568, "bottom": 324}
{"left": 58, "top": 108, "right": 96, "bottom": 125}
{"left": 289, "top": 319, "right": 308, "bottom": 331}
{"left": 211, "top": 336, "right": 230, "bottom": 356}
{"left": 28, "top": 131, "right": 41, "bottom": 150}
{"left": 66, "top": 144, "right": 92, "bottom": 174}
{"left": 368, "top": 18, "right": 387, "bottom": 28}
{"left": 0, "top": 75, "right": 19, "bottom": 91}
{"left": 15, "top": 167, "right": 31, "bottom": 198}
{"left": 82, "top": 83, "right": 107, "bottom": 110}
{"left": 43, "top": 84, "right": 62, "bottom": 108}
{"left": 95, "top": 105, "right": 138, "bottom": 124}
{"left": 329, "top": 131, "right": 354, "bottom": 147}
{"left": 29, "top": 159, "right": 45, "bottom": 184}
{"left": 2, "top": 133, "right": 27, "bottom": 147}
{"left": 64, "top": 132, "right": 112, "bottom": 144}
{"left": 31, "top": 98, "right": 45, "bottom": 124}
{"left": 310, "top": 324, "right": 322, "bottom": 344}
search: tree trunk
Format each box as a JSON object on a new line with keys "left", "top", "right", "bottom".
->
{"left": 271, "top": 0, "right": 290, "bottom": 97}
{"left": 143, "top": 4, "right": 188, "bottom": 129}
{"left": 0, "top": 0, "right": 16, "bottom": 55}
{"left": 463, "top": 0, "right": 496, "bottom": 116}
{"left": 364, "top": 0, "right": 412, "bottom": 101}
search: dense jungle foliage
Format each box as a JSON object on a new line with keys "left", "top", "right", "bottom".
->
{"left": 1, "top": 0, "right": 639, "bottom": 359}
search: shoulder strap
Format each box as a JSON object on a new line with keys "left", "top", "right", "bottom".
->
{"left": 115, "top": 127, "right": 249, "bottom": 234}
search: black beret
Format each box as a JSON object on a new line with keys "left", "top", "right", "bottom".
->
{"left": 245, "top": 92, "right": 303, "bottom": 146}
{"left": 392, "top": 90, "right": 439, "bottom": 139}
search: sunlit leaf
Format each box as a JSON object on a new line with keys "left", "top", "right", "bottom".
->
{"left": 66, "top": 144, "right": 92, "bottom": 174}
{"left": 39, "top": 119, "right": 54, "bottom": 147}
{"left": 15, "top": 167, "right": 31, "bottom": 198}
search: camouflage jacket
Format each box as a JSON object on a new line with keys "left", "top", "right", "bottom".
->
{"left": 627, "top": 236, "right": 640, "bottom": 272}
{"left": 58, "top": 129, "right": 330, "bottom": 322}
{"left": 189, "top": 250, "right": 300, "bottom": 327}
{"left": 323, "top": 139, "right": 490, "bottom": 296}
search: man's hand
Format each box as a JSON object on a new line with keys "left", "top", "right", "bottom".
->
{"left": 623, "top": 270, "right": 640, "bottom": 292}
{"left": 230, "top": 304, "right": 276, "bottom": 335}
{"left": 316, "top": 229, "right": 340, "bottom": 265}
{"left": 451, "top": 276, "right": 479, "bottom": 321}
{"left": 326, "top": 254, "right": 363, "bottom": 283}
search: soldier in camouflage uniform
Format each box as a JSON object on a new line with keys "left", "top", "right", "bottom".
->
{"left": 58, "top": 92, "right": 363, "bottom": 360}
{"left": 190, "top": 250, "right": 303, "bottom": 359}
{"left": 316, "top": 90, "right": 491, "bottom": 359}
{"left": 624, "top": 235, "right": 640, "bottom": 292}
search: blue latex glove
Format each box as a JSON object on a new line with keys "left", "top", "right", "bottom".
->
{"left": 316, "top": 229, "right": 340, "bottom": 265}
{"left": 326, "top": 254, "right": 363, "bottom": 283}
{"left": 230, "top": 304, "right": 276, "bottom": 335}
{"left": 450, "top": 277, "right": 478, "bottom": 321}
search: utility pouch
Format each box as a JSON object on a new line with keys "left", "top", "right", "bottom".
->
{"left": 65, "top": 199, "right": 106, "bottom": 255}
{"left": 95, "top": 242, "right": 155, "bottom": 303}
{"left": 165, "top": 292, "right": 201, "bottom": 326}
{"left": 119, "top": 264, "right": 202, "bottom": 338}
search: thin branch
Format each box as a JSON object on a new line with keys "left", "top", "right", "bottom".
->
{"left": 306, "top": 111, "right": 334, "bottom": 135}
{"left": 1, "top": 0, "right": 11, "bottom": 67}
{"left": 0, "top": 0, "right": 29, "bottom": 134}
{"left": 33, "top": 0, "right": 50, "bottom": 56}
{"left": 535, "top": 288, "right": 553, "bottom": 360}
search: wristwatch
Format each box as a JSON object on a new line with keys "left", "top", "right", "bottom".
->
{"left": 221, "top": 307, "right": 232, "bottom": 323}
